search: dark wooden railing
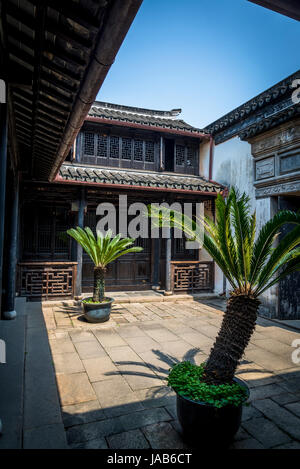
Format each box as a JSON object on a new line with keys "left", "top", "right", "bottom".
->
{"left": 18, "top": 262, "right": 77, "bottom": 300}
{"left": 171, "top": 261, "right": 214, "bottom": 293}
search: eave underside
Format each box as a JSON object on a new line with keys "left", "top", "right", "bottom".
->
{"left": 0, "top": 0, "right": 142, "bottom": 180}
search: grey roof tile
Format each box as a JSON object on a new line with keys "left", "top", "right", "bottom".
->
{"left": 59, "top": 164, "right": 224, "bottom": 194}
{"left": 88, "top": 102, "right": 208, "bottom": 136}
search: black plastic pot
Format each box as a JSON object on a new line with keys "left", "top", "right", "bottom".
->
{"left": 82, "top": 297, "right": 114, "bottom": 323}
{"left": 176, "top": 377, "right": 249, "bottom": 447}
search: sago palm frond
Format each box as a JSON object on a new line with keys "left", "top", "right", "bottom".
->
{"left": 149, "top": 188, "right": 300, "bottom": 298}
{"left": 67, "top": 227, "right": 143, "bottom": 268}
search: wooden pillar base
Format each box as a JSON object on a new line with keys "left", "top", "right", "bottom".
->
{"left": 164, "top": 290, "right": 173, "bottom": 296}
{"left": 3, "top": 310, "right": 17, "bottom": 320}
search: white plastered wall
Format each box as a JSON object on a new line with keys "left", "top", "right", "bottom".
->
{"left": 199, "top": 137, "right": 277, "bottom": 314}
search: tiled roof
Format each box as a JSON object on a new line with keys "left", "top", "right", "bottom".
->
{"left": 87, "top": 102, "right": 209, "bottom": 137}
{"left": 205, "top": 70, "right": 300, "bottom": 143}
{"left": 57, "top": 164, "right": 224, "bottom": 194}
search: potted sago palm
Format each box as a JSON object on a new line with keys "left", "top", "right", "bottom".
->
{"left": 151, "top": 187, "right": 300, "bottom": 446}
{"left": 67, "top": 227, "right": 143, "bottom": 323}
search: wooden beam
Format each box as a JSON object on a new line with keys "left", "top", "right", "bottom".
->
{"left": 3, "top": 171, "right": 19, "bottom": 318}
{"left": 0, "top": 102, "right": 8, "bottom": 316}
{"left": 165, "top": 236, "right": 172, "bottom": 295}
{"left": 152, "top": 238, "right": 160, "bottom": 289}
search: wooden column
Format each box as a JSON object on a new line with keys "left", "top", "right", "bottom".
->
{"left": 159, "top": 136, "right": 164, "bottom": 171}
{"left": 0, "top": 100, "right": 8, "bottom": 317}
{"left": 3, "top": 171, "right": 19, "bottom": 319}
{"left": 164, "top": 236, "right": 172, "bottom": 295}
{"left": 152, "top": 238, "right": 160, "bottom": 290}
{"left": 75, "top": 188, "right": 85, "bottom": 298}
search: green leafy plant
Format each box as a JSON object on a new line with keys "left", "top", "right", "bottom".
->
{"left": 67, "top": 227, "right": 143, "bottom": 303}
{"left": 150, "top": 187, "right": 300, "bottom": 385}
{"left": 168, "top": 362, "right": 248, "bottom": 408}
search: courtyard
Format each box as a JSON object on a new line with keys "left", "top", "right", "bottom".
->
{"left": 1, "top": 294, "right": 299, "bottom": 450}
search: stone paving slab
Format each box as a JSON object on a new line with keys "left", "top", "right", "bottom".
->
{"left": 0, "top": 298, "right": 26, "bottom": 449}
{"left": 12, "top": 297, "right": 300, "bottom": 449}
{"left": 107, "top": 429, "right": 150, "bottom": 449}
{"left": 242, "top": 417, "right": 291, "bottom": 448}
{"left": 56, "top": 373, "right": 97, "bottom": 406}
{"left": 62, "top": 400, "right": 105, "bottom": 427}
{"left": 252, "top": 398, "right": 300, "bottom": 441}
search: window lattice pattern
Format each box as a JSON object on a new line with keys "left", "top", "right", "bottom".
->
{"left": 176, "top": 145, "right": 185, "bottom": 166}
{"left": 19, "top": 263, "right": 76, "bottom": 300}
{"left": 172, "top": 262, "right": 214, "bottom": 292}
{"left": 97, "top": 135, "right": 108, "bottom": 158}
{"left": 133, "top": 140, "right": 143, "bottom": 161}
{"left": 110, "top": 136, "right": 119, "bottom": 158}
{"left": 187, "top": 147, "right": 196, "bottom": 167}
{"left": 145, "top": 141, "right": 155, "bottom": 163}
{"left": 84, "top": 132, "right": 95, "bottom": 156}
{"left": 82, "top": 132, "right": 156, "bottom": 166}
{"left": 122, "top": 137, "right": 132, "bottom": 160}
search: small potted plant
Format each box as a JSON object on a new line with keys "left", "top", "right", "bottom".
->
{"left": 67, "top": 227, "right": 143, "bottom": 323}
{"left": 152, "top": 188, "right": 300, "bottom": 446}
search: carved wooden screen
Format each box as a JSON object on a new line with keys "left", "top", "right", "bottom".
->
{"left": 18, "top": 262, "right": 77, "bottom": 300}
{"left": 171, "top": 261, "right": 214, "bottom": 292}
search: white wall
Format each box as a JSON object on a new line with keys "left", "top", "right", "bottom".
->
{"left": 200, "top": 137, "right": 254, "bottom": 295}
{"left": 199, "top": 137, "right": 277, "bottom": 314}
{"left": 201, "top": 137, "right": 255, "bottom": 208}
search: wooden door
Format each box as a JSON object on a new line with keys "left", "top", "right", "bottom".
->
{"left": 278, "top": 197, "right": 300, "bottom": 319}
{"left": 82, "top": 209, "right": 152, "bottom": 292}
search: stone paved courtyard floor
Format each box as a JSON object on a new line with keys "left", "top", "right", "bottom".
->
{"left": 2, "top": 296, "right": 300, "bottom": 449}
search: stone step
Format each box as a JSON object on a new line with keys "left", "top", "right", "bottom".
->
{"left": 39, "top": 292, "right": 219, "bottom": 308}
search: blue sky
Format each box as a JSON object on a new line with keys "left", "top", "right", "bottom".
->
{"left": 96, "top": 0, "right": 300, "bottom": 128}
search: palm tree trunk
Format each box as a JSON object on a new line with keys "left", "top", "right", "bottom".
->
{"left": 93, "top": 267, "right": 105, "bottom": 303}
{"left": 203, "top": 295, "right": 260, "bottom": 385}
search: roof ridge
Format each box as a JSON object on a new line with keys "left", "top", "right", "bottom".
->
{"left": 87, "top": 103, "right": 208, "bottom": 135}
{"left": 91, "top": 101, "right": 182, "bottom": 119}
{"left": 205, "top": 69, "right": 300, "bottom": 134}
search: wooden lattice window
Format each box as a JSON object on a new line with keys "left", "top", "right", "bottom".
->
{"left": 133, "top": 139, "right": 143, "bottom": 161}
{"left": 97, "top": 135, "right": 108, "bottom": 158}
{"left": 84, "top": 132, "right": 95, "bottom": 156}
{"left": 110, "top": 136, "right": 119, "bottom": 158}
{"left": 175, "top": 145, "right": 185, "bottom": 166}
{"left": 122, "top": 137, "right": 132, "bottom": 160}
{"left": 145, "top": 141, "right": 155, "bottom": 163}
{"left": 187, "top": 147, "right": 196, "bottom": 167}
{"left": 22, "top": 205, "right": 71, "bottom": 261}
{"left": 80, "top": 131, "right": 157, "bottom": 169}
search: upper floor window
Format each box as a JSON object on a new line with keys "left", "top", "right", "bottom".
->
{"left": 81, "top": 132, "right": 158, "bottom": 170}
{"left": 79, "top": 131, "right": 198, "bottom": 175}
{"left": 165, "top": 139, "right": 198, "bottom": 174}
{"left": 83, "top": 132, "right": 95, "bottom": 156}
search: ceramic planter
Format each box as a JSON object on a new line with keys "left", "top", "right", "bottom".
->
{"left": 82, "top": 297, "right": 114, "bottom": 323}
{"left": 175, "top": 376, "right": 249, "bottom": 447}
